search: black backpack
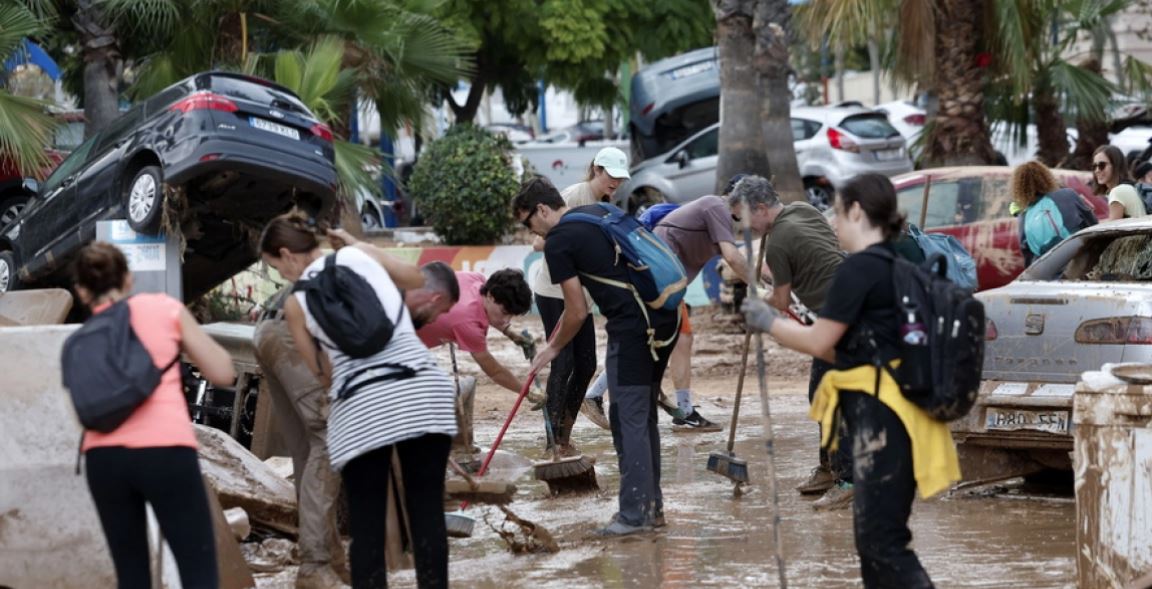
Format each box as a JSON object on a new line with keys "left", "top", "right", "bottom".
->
{"left": 292, "top": 253, "right": 404, "bottom": 359}
{"left": 1137, "top": 182, "right": 1152, "bottom": 214}
{"left": 61, "top": 299, "right": 180, "bottom": 433}
{"left": 864, "top": 249, "right": 985, "bottom": 422}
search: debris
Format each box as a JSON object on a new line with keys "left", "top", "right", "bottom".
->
{"left": 195, "top": 425, "right": 298, "bottom": 537}
{"left": 485, "top": 505, "right": 560, "bottom": 554}
{"left": 224, "top": 507, "right": 251, "bottom": 541}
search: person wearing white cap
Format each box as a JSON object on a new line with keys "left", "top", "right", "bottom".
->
{"left": 530, "top": 147, "right": 631, "bottom": 455}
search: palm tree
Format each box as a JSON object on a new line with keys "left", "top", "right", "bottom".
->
{"left": 0, "top": 2, "right": 56, "bottom": 175}
{"left": 714, "top": 1, "right": 771, "bottom": 190}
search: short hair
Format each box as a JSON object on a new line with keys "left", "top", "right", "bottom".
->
{"left": 479, "top": 268, "right": 532, "bottom": 315}
{"left": 421, "top": 261, "right": 459, "bottom": 303}
{"left": 723, "top": 173, "right": 748, "bottom": 196}
{"left": 1010, "top": 161, "right": 1060, "bottom": 209}
{"left": 511, "top": 176, "right": 566, "bottom": 217}
{"left": 727, "top": 175, "right": 780, "bottom": 209}
{"left": 1133, "top": 160, "right": 1152, "bottom": 180}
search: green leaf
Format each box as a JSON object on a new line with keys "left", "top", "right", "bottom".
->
{"left": 0, "top": 91, "right": 56, "bottom": 176}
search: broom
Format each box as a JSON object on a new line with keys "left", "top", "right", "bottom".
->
{"left": 705, "top": 235, "right": 768, "bottom": 485}
{"left": 534, "top": 403, "right": 599, "bottom": 496}
{"left": 739, "top": 196, "right": 788, "bottom": 588}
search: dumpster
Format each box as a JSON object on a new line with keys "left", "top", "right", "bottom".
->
{"left": 1074, "top": 364, "right": 1152, "bottom": 588}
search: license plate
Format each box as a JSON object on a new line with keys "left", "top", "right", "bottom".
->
{"left": 985, "top": 408, "right": 1070, "bottom": 434}
{"left": 875, "top": 148, "right": 902, "bottom": 161}
{"left": 249, "top": 117, "right": 300, "bottom": 140}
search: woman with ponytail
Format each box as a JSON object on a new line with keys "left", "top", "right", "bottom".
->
{"left": 741, "top": 173, "right": 959, "bottom": 588}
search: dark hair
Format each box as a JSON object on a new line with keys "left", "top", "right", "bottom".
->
{"left": 837, "top": 173, "right": 905, "bottom": 240}
{"left": 421, "top": 261, "right": 460, "bottom": 303}
{"left": 479, "top": 268, "right": 532, "bottom": 315}
{"left": 74, "top": 241, "right": 130, "bottom": 298}
{"left": 1092, "top": 145, "right": 1131, "bottom": 195}
{"left": 1133, "top": 160, "right": 1152, "bottom": 181}
{"left": 723, "top": 173, "right": 748, "bottom": 196}
{"left": 511, "top": 176, "right": 566, "bottom": 217}
{"left": 259, "top": 213, "right": 320, "bottom": 256}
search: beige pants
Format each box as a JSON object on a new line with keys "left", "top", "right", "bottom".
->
{"left": 253, "top": 319, "right": 345, "bottom": 570}
{"left": 451, "top": 376, "right": 478, "bottom": 464}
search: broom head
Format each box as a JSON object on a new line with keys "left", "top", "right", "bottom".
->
{"left": 706, "top": 451, "right": 749, "bottom": 483}
{"left": 533, "top": 455, "right": 599, "bottom": 496}
{"left": 445, "top": 511, "right": 475, "bottom": 538}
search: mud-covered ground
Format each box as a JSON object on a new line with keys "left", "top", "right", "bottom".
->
{"left": 254, "top": 311, "right": 1075, "bottom": 588}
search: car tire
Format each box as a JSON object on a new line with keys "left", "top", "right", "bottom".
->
{"left": 0, "top": 250, "right": 19, "bottom": 294}
{"left": 804, "top": 182, "right": 833, "bottom": 212}
{"left": 361, "top": 209, "right": 381, "bottom": 230}
{"left": 123, "top": 165, "right": 165, "bottom": 235}
{"left": 0, "top": 194, "right": 30, "bottom": 230}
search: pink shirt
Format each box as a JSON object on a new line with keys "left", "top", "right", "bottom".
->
{"left": 417, "top": 271, "right": 489, "bottom": 353}
{"left": 82, "top": 293, "right": 197, "bottom": 451}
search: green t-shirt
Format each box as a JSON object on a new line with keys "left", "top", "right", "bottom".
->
{"left": 764, "top": 202, "right": 844, "bottom": 312}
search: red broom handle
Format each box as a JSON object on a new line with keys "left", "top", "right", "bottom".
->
{"left": 460, "top": 368, "right": 537, "bottom": 510}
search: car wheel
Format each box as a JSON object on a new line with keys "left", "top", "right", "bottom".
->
{"left": 804, "top": 182, "right": 833, "bottom": 212}
{"left": 628, "top": 187, "right": 665, "bottom": 216}
{"left": 361, "top": 209, "right": 381, "bottom": 230}
{"left": 123, "top": 165, "right": 165, "bottom": 235}
{"left": 0, "top": 250, "right": 19, "bottom": 294}
{"left": 0, "top": 195, "right": 29, "bottom": 230}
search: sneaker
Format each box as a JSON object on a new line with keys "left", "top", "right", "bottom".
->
{"left": 580, "top": 397, "right": 611, "bottom": 430}
{"left": 593, "top": 516, "right": 650, "bottom": 538}
{"left": 671, "top": 408, "right": 723, "bottom": 432}
{"left": 796, "top": 465, "right": 836, "bottom": 495}
{"left": 812, "top": 482, "right": 855, "bottom": 511}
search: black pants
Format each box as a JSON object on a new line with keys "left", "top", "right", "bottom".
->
{"left": 605, "top": 319, "right": 676, "bottom": 526}
{"left": 536, "top": 293, "right": 597, "bottom": 446}
{"left": 841, "top": 392, "right": 934, "bottom": 589}
{"left": 342, "top": 434, "right": 451, "bottom": 589}
{"left": 85, "top": 446, "right": 218, "bottom": 589}
{"left": 810, "top": 357, "right": 852, "bottom": 482}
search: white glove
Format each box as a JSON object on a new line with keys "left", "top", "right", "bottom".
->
{"left": 741, "top": 298, "right": 780, "bottom": 334}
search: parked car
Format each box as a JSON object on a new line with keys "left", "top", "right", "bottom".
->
{"left": 891, "top": 166, "right": 1106, "bottom": 291}
{"left": 0, "top": 71, "right": 337, "bottom": 298}
{"left": 0, "top": 150, "right": 64, "bottom": 231}
{"left": 613, "top": 104, "right": 913, "bottom": 213}
{"left": 1111, "top": 125, "right": 1152, "bottom": 166}
{"left": 954, "top": 218, "right": 1152, "bottom": 479}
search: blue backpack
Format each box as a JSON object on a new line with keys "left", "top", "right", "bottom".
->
{"left": 559, "top": 203, "right": 688, "bottom": 312}
{"left": 638, "top": 203, "right": 681, "bottom": 232}
{"left": 907, "top": 224, "right": 979, "bottom": 290}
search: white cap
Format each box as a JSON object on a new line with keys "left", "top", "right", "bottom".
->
{"left": 593, "top": 147, "right": 630, "bottom": 179}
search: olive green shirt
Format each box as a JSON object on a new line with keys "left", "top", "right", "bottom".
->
{"left": 764, "top": 202, "right": 844, "bottom": 312}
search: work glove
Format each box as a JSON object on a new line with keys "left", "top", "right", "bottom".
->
{"left": 741, "top": 298, "right": 780, "bottom": 334}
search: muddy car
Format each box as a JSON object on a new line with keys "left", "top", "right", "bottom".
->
{"left": 892, "top": 167, "right": 1107, "bottom": 291}
{"left": 0, "top": 71, "right": 336, "bottom": 299}
{"left": 954, "top": 218, "right": 1152, "bottom": 479}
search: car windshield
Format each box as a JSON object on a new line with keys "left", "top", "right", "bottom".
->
{"left": 208, "top": 76, "right": 311, "bottom": 116}
{"left": 839, "top": 114, "right": 901, "bottom": 139}
{"left": 40, "top": 134, "right": 99, "bottom": 193}
{"left": 1025, "top": 230, "right": 1152, "bottom": 282}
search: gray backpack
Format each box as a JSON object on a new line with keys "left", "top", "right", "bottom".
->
{"left": 61, "top": 299, "right": 180, "bottom": 433}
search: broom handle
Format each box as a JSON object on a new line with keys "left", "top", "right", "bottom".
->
{"left": 726, "top": 234, "right": 768, "bottom": 455}
{"left": 460, "top": 369, "right": 537, "bottom": 510}
{"left": 740, "top": 198, "right": 788, "bottom": 589}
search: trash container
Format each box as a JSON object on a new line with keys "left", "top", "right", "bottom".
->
{"left": 1074, "top": 366, "right": 1152, "bottom": 588}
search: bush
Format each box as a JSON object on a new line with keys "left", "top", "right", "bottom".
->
{"left": 409, "top": 124, "right": 520, "bottom": 245}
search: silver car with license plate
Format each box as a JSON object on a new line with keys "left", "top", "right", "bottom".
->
{"left": 956, "top": 218, "right": 1152, "bottom": 479}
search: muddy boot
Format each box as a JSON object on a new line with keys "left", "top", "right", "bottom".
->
{"left": 796, "top": 465, "right": 836, "bottom": 495}
{"left": 296, "top": 564, "right": 349, "bottom": 589}
{"left": 812, "top": 482, "right": 855, "bottom": 511}
{"left": 451, "top": 376, "right": 480, "bottom": 469}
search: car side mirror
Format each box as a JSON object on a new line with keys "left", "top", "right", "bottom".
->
{"left": 675, "top": 150, "right": 690, "bottom": 168}
{"left": 21, "top": 178, "right": 39, "bottom": 194}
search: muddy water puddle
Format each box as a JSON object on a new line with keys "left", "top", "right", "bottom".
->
{"left": 372, "top": 378, "right": 1077, "bottom": 588}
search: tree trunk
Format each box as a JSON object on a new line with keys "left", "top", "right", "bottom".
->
{"left": 73, "top": 0, "right": 122, "bottom": 137}
{"left": 1069, "top": 57, "right": 1110, "bottom": 171}
{"left": 753, "top": 0, "right": 804, "bottom": 203}
{"left": 447, "top": 60, "right": 486, "bottom": 124}
{"left": 713, "top": 0, "right": 771, "bottom": 194}
{"left": 1032, "top": 79, "right": 1069, "bottom": 167}
{"left": 921, "top": 0, "right": 995, "bottom": 167}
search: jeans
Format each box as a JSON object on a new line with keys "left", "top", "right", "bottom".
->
{"left": 841, "top": 392, "right": 934, "bottom": 589}
{"left": 536, "top": 293, "right": 597, "bottom": 446}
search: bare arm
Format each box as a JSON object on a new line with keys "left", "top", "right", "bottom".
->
{"left": 1109, "top": 201, "right": 1127, "bottom": 221}
{"left": 284, "top": 296, "right": 330, "bottom": 389}
{"left": 529, "top": 277, "right": 589, "bottom": 374}
{"left": 767, "top": 282, "right": 792, "bottom": 311}
{"left": 328, "top": 228, "right": 425, "bottom": 290}
{"left": 532, "top": 235, "right": 545, "bottom": 252}
{"left": 718, "top": 241, "right": 754, "bottom": 285}
{"left": 768, "top": 317, "right": 849, "bottom": 364}
{"left": 178, "top": 308, "right": 236, "bottom": 386}
{"left": 471, "top": 350, "right": 524, "bottom": 393}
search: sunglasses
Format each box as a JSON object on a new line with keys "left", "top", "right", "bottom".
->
{"left": 1093, "top": 161, "right": 1110, "bottom": 171}
{"left": 521, "top": 206, "right": 538, "bottom": 230}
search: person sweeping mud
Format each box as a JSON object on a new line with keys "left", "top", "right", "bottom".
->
{"left": 741, "top": 174, "right": 960, "bottom": 588}
{"left": 728, "top": 175, "right": 851, "bottom": 509}
{"left": 515, "top": 177, "right": 678, "bottom": 536}
{"left": 260, "top": 215, "right": 458, "bottom": 588}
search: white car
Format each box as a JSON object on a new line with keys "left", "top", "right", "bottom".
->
{"left": 1110, "top": 125, "right": 1152, "bottom": 162}
{"left": 875, "top": 100, "right": 926, "bottom": 149}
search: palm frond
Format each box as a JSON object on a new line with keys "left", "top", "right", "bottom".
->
{"left": 991, "top": 0, "right": 1041, "bottom": 96}
{"left": 0, "top": 91, "right": 55, "bottom": 176}
{"left": 889, "top": 0, "right": 936, "bottom": 85}
{"left": 796, "top": 0, "right": 898, "bottom": 50}
{"left": 1049, "top": 59, "right": 1114, "bottom": 124}
{"left": 333, "top": 138, "right": 380, "bottom": 198}
{"left": 273, "top": 36, "right": 351, "bottom": 124}
{"left": 0, "top": 3, "right": 45, "bottom": 58}
{"left": 103, "top": 0, "right": 181, "bottom": 38}
{"left": 1120, "top": 55, "right": 1152, "bottom": 104}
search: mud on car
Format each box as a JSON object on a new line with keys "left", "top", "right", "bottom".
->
{"left": 0, "top": 71, "right": 337, "bottom": 299}
{"left": 954, "top": 218, "right": 1152, "bottom": 480}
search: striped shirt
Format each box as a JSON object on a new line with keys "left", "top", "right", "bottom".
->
{"left": 295, "top": 247, "right": 457, "bottom": 470}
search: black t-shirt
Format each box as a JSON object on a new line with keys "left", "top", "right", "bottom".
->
{"left": 544, "top": 205, "right": 676, "bottom": 336}
{"left": 819, "top": 242, "right": 902, "bottom": 370}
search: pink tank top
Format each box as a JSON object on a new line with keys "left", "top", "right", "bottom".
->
{"left": 81, "top": 293, "right": 197, "bottom": 451}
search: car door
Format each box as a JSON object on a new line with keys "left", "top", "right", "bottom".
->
{"left": 14, "top": 133, "right": 100, "bottom": 272}
{"left": 664, "top": 126, "right": 718, "bottom": 200}
{"left": 791, "top": 117, "right": 821, "bottom": 172}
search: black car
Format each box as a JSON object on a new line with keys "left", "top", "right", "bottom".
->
{"left": 0, "top": 71, "right": 337, "bottom": 298}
